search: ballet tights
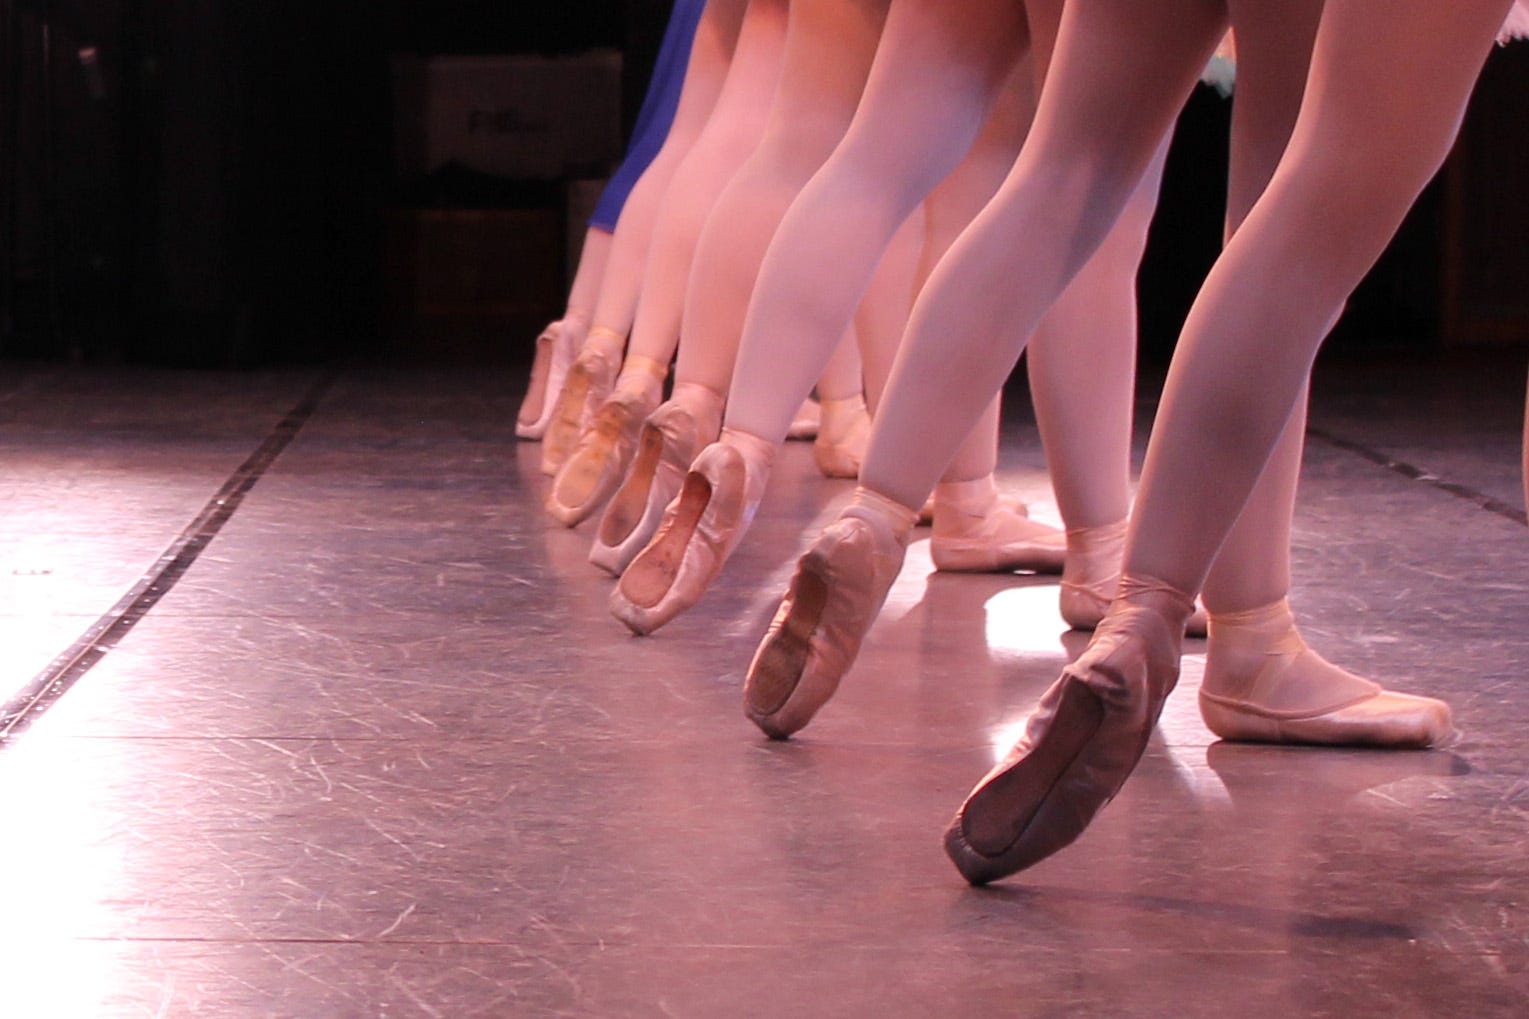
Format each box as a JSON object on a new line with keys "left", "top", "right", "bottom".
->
{"left": 721, "top": 0, "right": 1029, "bottom": 447}
{"left": 580, "top": 0, "right": 745, "bottom": 354}
{"left": 855, "top": 0, "right": 1225, "bottom": 513}
{"left": 616, "top": 0, "right": 789, "bottom": 379}
{"left": 672, "top": 0, "right": 890, "bottom": 401}
{"left": 1126, "top": 0, "right": 1512, "bottom": 598}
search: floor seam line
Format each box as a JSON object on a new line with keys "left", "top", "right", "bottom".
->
{"left": 0, "top": 368, "right": 342, "bottom": 741}
{"left": 1306, "top": 425, "right": 1527, "bottom": 527}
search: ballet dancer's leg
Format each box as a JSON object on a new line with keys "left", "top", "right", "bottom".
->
{"left": 741, "top": 0, "right": 1188, "bottom": 740}
{"left": 1028, "top": 134, "right": 1169, "bottom": 625}
{"left": 949, "top": 0, "right": 1509, "bottom": 884}
{"left": 611, "top": 0, "right": 1029, "bottom": 634}
{"left": 517, "top": 227, "right": 612, "bottom": 439}
{"left": 542, "top": 0, "right": 747, "bottom": 472}
{"left": 915, "top": 53, "right": 1069, "bottom": 576}
{"left": 518, "top": 1, "right": 707, "bottom": 438}
{"left": 564, "top": 0, "right": 888, "bottom": 531}
{"left": 809, "top": 326, "right": 872, "bottom": 474}
{"left": 1195, "top": 1, "right": 1450, "bottom": 746}
{"left": 545, "top": 0, "right": 789, "bottom": 498}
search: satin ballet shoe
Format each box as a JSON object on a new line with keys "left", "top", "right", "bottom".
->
{"left": 1198, "top": 599, "right": 1453, "bottom": 748}
{"left": 516, "top": 320, "right": 577, "bottom": 440}
{"left": 1059, "top": 519, "right": 1206, "bottom": 637}
{"left": 610, "top": 428, "right": 775, "bottom": 634}
{"left": 929, "top": 475, "right": 1066, "bottom": 574}
{"left": 541, "top": 327, "right": 625, "bottom": 476}
{"left": 744, "top": 488, "right": 919, "bottom": 739}
{"left": 545, "top": 392, "right": 653, "bottom": 527}
{"left": 545, "top": 357, "right": 667, "bottom": 527}
{"left": 589, "top": 384, "right": 724, "bottom": 576}
{"left": 813, "top": 393, "right": 871, "bottom": 479}
{"left": 787, "top": 397, "right": 821, "bottom": 440}
{"left": 944, "top": 575, "right": 1194, "bottom": 884}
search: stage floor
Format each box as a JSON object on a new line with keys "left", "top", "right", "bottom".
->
{"left": 1, "top": 351, "right": 1526, "bottom": 1016}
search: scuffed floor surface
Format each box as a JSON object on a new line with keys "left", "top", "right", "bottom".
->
{"left": 0, "top": 353, "right": 1525, "bottom": 1017}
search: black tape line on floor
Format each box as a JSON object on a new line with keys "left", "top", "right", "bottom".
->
{"left": 1308, "top": 427, "right": 1529, "bottom": 527}
{"left": 0, "top": 369, "right": 341, "bottom": 741}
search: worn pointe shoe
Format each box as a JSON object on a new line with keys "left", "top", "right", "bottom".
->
{"left": 744, "top": 488, "right": 919, "bottom": 739}
{"left": 589, "top": 383, "right": 724, "bottom": 576}
{"left": 541, "top": 327, "right": 625, "bottom": 476}
{"left": 545, "top": 393, "right": 655, "bottom": 528}
{"left": 930, "top": 475, "right": 1066, "bottom": 574}
{"left": 1059, "top": 519, "right": 1206, "bottom": 637}
{"left": 545, "top": 357, "right": 666, "bottom": 527}
{"left": 1198, "top": 599, "right": 1453, "bottom": 747}
{"left": 787, "top": 397, "right": 821, "bottom": 440}
{"left": 813, "top": 393, "right": 871, "bottom": 478}
{"left": 609, "top": 428, "right": 775, "bottom": 634}
{"left": 944, "top": 575, "right": 1194, "bottom": 885}
{"left": 516, "top": 320, "right": 578, "bottom": 440}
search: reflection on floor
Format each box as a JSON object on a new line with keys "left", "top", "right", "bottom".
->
{"left": 0, "top": 353, "right": 1526, "bottom": 1016}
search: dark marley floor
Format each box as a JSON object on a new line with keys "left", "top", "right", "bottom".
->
{"left": 0, "top": 349, "right": 1526, "bottom": 1017}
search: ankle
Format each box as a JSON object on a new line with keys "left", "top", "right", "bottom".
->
{"left": 843, "top": 486, "right": 919, "bottom": 543}
{"left": 582, "top": 326, "right": 626, "bottom": 369}
{"left": 1112, "top": 573, "right": 1196, "bottom": 627}
{"left": 612, "top": 355, "right": 668, "bottom": 405}
{"left": 719, "top": 426, "right": 776, "bottom": 466}
{"left": 1061, "top": 518, "right": 1129, "bottom": 595}
{"left": 931, "top": 475, "right": 998, "bottom": 536}
{"left": 669, "top": 382, "right": 725, "bottom": 432}
{"left": 818, "top": 393, "right": 868, "bottom": 439}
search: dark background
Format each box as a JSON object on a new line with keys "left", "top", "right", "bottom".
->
{"left": 1, "top": 1, "right": 1525, "bottom": 368}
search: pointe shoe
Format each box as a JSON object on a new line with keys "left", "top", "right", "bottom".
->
{"left": 1198, "top": 599, "right": 1453, "bottom": 748}
{"left": 944, "top": 575, "right": 1194, "bottom": 884}
{"left": 541, "top": 327, "right": 625, "bottom": 476}
{"left": 609, "top": 428, "right": 775, "bottom": 634}
{"left": 516, "top": 320, "right": 577, "bottom": 440}
{"left": 787, "top": 397, "right": 821, "bottom": 440}
{"left": 545, "top": 390, "right": 656, "bottom": 528}
{"left": 813, "top": 394, "right": 871, "bottom": 479}
{"left": 590, "top": 383, "right": 724, "bottom": 576}
{"left": 1059, "top": 519, "right": 1206, "bottom": 637}
{"left": 744, "top": 488, "right": 919, "bottom": 739}
{"left": 930, "top": 475, "right": 1066, "bottom": 574}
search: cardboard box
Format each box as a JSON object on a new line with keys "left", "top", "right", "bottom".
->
{"left": 384, "top": 208, "right": 564, "bottom": 362}
{"left": 392, "top": 52, "right": 623, "bottom": 181}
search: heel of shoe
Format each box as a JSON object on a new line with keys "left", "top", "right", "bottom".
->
{"left": 944, "top": 574, "right": 1193, "bottom": 883}
{"left": 610, "top": 431, "right": 773, "bottom": 635}
{"left": 591, "top": 386, "right": 724, "bottom": 577}
{"left": 546, "top": 391, "right": 650, "bottom": 527}
{"left": 517, "top": 321, "right": 563, "bottom": 439}
{"left": 813, "top": 394, "right": 869, "bottom": 479}
{"left": 743, "top": 487, "right": 916, "bottom": 739}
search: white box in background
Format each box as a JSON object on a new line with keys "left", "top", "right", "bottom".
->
{"left": 393, "top": 51, "right": 623, "bottom": 181}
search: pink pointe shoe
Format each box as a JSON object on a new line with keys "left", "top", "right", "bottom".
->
{"left": 1060, "top": 519, "right": 1206, "bottom": 637}
{"left": 787, "top": 397, "right": 821, "bottom": 440}
{"left": 609, "top": 428, "right": 775, "bottom": 634}
{"left": 545, "top": 356, "right": 667, "bottom": 528}
{"left": 516, "top": 320, "right": 577, "bottom": 440}
{"left": 929, "top": 475, "right": 1066, "bottom": 574}
{"left": 944, "top": 575, "right": 1194, "bottom": 884}
{"left": 813, "top": 393, "right": 871, "bottom": 478}
{"left": 545, "top": 392, "right": 655, "bottom": 527}
{"left": 589, "top": 383, "right": 724, "bottom": 577}
{"left": 743, "top": 488, "right": 919, "bottom": 739}
{"left": 541, "top": 327, "right": 625, "bottom": 476}
{"left": 1198, "top": 599, "right": 1453, "bottom": 748}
